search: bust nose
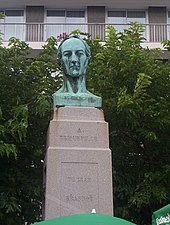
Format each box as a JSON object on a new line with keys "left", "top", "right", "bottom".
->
{"left": 71, "top": 52, "right": 78, "bottom": 63}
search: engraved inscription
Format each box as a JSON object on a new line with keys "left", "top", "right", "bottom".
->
{"left": 60, "top": 135, "right": 97, "bottom": 142}
{"left": 61, "top": 162, "right": 99, "bottom": 215}
{"left": 67, "top": 176, "right": 91, "bottom": 183}
{"left": 66, "top": 194, "right": 93, "bottom": 202}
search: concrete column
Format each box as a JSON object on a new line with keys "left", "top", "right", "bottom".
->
{"left": 148, "top": 7, "right": 167, "bottom": 41}
{"left": 87, "top": 6, "right": 105, "bottom": 23}
{"left": 26, "top": 6, "right": 44, "bottom": 41}
{"left": 148, "top": 7, "right": 166, "bottom": 23}
{"left": 87, "top": 6, "right": 105, "bottom": 40}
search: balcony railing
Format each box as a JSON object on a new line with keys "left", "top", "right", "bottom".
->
{"left": 0, "top": 23, "right": 170, "bottom": 42}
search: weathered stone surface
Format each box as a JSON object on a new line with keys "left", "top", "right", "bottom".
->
{"left": 43, "top": 107, "right": 113, "bottom": 219}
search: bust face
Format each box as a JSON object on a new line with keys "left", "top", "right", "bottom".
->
{"left": 60, "top": 38, "right": 88, "bottom": 77}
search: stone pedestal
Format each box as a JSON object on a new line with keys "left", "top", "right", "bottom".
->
{"left": 43, "top": 106, "right": 113, "bottom": 220}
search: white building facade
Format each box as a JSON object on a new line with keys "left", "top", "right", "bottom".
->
{"left": 1, "top": 0, "right": 170, "bottom": 49}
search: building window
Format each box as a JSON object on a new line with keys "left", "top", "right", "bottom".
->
{"left": 107, "top": 10, "right": 146, "bottom": 35}
{"left": 66, "top": 11, "right": 85, "bottom": 18}
{"left": 0, "top": 9, "right": 24, "bottom": 41}
{"left": 127, "top": 11, "right": 145, "bottom": 21}
{"left": 47, "top": 10, "right": 65, "bottom": 17}
{"left": 5, "top": 10, "right": 24, "bottom": 17}
{"left": 45, "top": 10, "right": 86, "bottom": 40}
{"left": 167, "top": 11, "right": 170, "bottom": 40}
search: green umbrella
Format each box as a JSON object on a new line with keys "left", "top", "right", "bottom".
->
{"left": 32, "top": 213, "right": 136, "bottom": 225}
{"left": 152, "top": 204, "right": 170, "bottom": 225}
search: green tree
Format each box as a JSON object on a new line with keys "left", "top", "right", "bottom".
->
{"left": 0, "top": 36, "right": 62, "bottom": 225}
{"left": 86, "top": 23, "right": 170, "bottom": 225}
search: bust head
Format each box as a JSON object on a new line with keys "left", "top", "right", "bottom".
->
{"left": 57, "top": 35, "right": 91, "bottom": 78}
{"left": 53, "top": 35, "right": 102, "bottom": 107}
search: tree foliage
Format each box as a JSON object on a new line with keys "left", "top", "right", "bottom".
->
{"left": 0, "top": 37, "right": 62, "bottom": 224}
{"left": 86, "top": 23, "right": 170, "bottom": 225}
{"left": 0, "top": 23, "right": 170, "bottom": 225}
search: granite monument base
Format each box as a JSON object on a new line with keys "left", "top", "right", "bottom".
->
{"left": 43, "top": 106, "right": 113, "bottom": 220}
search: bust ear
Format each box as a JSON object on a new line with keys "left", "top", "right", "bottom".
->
{"left": 60, "top": 60, "right": 66, "bottom": 71}
{"left": 84, "top": 57, "right": 90, "bottom": 68}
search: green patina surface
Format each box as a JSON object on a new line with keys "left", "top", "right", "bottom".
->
{"left": 53, "top": 92, "right": 102, "bottom": 108}
{"left": 53, "top": 35, "right": 102, "bottom": 108}
{"left": 32, "top": 213, "right": 137, "bottom": 225}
